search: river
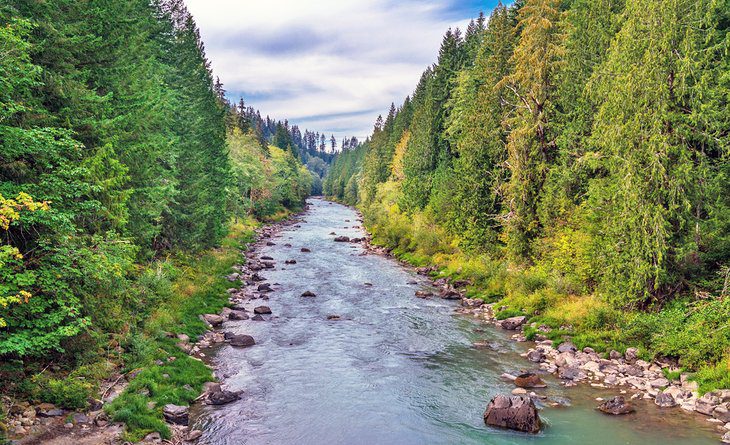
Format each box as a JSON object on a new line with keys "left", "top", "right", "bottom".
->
{"left": 192, "top": 198, "right": 718, "bottom": 444}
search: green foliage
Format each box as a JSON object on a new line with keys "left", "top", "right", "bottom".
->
{"left": 324, "top": 0, "right": 730, "bottom": 388}
{"left": 37, "top": 376, "right": 93, "bottom": 410}
{"left": 495, "top": 308, "right": 525, "bottom": 320}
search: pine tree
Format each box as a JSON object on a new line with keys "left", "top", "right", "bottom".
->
{"left": 498, "top": 0, "right": 565, "bottom": 263}
{"left": 586, "top": 0, "right": 728, "bottom": 305}
{"left": 445, "top": 2, "right": 516, "bottom": 250}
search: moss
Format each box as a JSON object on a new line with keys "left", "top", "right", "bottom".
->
{"left": 495, "top": 308, "right": 525, "bottom": 320}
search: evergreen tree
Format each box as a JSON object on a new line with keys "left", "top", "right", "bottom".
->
{"left": 498, "top": 0, "right": 565, "bottom": 263}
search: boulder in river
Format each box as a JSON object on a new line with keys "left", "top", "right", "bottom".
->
{"left": 514, "top": 373, "right": 547, "bottom": 389}
{"left": 285, "top": 259, "right": 297, "bottom": 264}
{"left": 207, "top": 389, "right": 241, "bottom": 405}
{"left": 301, "top": 291, "right": 316, "bottom": 297}
{"left": 301, "top": 248, "right": 311, "bottom": 253}
{"left": 499, "top": 316, "right": 527, "bottom": 330}
{"left": 526, "top": 350, "right": 545, "bottom": 363}
{"left": 483, "top": 394, "right": 541, "bottom": 433}
{"left": 254, "top": 306, "right": 272, "bottom": 315}
{"left": 229, "top": 334, "right": 255, "bottom": 348}
{"left": 228, "top": 310, "right": 249, "bottom": 321}
{"left": 334, "top": 236, "right": 350, "bottom": 242}
{"left": 251, "top": 314, "right": 265, "bottom": 321}
{"left": 654, "top": 392, "right": 677, "bottom": 408}
{"left": 260, "top": 256, "right": 274, "bottom": 260}
{"left": 163, "top": 404, "right": 189, "bottom": 425}
{"left": 597, "top": 396, "right": 635, "bottom": 415}
{"left": 257, "top": 283, "right": 273, "bottom": 293}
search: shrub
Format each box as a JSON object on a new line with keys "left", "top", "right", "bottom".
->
{"left": 39, "top": 376, "right": 93, "bottom": 410}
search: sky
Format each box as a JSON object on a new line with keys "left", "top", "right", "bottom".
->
{"left": 185, "top": 0, "right": 499, "bottom": 146}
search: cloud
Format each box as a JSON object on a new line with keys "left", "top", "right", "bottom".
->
{"left": 185, "top": 0, "right": 499, "bottom": 144}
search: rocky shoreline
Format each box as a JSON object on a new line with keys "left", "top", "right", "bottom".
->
{"left": 452, "top": 289, "right": 730, "bottom": 442}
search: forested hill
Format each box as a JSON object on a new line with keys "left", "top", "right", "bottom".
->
{"left": 0, "top": 0, "right": 314, "bottom": 412}
{"left": 325, "top": 0, "right": 730, "bottom": 389}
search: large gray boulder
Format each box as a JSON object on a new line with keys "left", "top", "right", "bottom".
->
{"left": 483, "top": 395, "right": 541, "bottom": 433}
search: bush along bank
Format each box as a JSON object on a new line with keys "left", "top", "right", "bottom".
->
{"left": 0, "top": 220, "right": 253, "bottom": 443}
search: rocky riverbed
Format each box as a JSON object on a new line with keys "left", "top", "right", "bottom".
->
{"left": 456, "top": 293, "right": 730, "bottom": 442}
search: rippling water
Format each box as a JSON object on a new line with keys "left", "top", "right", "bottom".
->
{"left": 193, "top": 198, "right": 718, "bottom": 445}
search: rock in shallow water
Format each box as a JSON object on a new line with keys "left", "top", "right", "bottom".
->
{"left": 230, "top": 334, "right": 255, "bottom": 348}
{"left": 207, "top": 389, "right": 241, "bottom": 405}
{"left": 655, "top": 392, "right": 677, "bottom": 408}
{"left": 483, "top": 394, "right": 541, "bottom": 433}
{"left": 254, "top": 306, "right": 271, "bottom": 315}
{"left": 514, "top": 373, "right": 547, "bottom": 389}
{"left": 597, "top": 396, "right": 635, "bottom": 415}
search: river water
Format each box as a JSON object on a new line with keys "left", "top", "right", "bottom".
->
{"left": 193, "top": 198, "right": 718, "bottom": 444}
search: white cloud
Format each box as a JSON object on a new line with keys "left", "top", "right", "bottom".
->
{"left": 185, "top": 0, "right": 484, "bottom": 142}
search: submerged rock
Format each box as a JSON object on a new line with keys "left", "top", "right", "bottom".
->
{"left": 301, "top": 290, "right": 316, "bottom": 297}
{"left": 257, "top": 283, "right": 273, "bottom": 293}
{"left": 334, "top": 236, "right": 350, "bottom": 242}
{"left": 597, "top": 396, "right": 635, "bottom": 415}
{"left": 483, "top": 394, "right": 541, "bottom": 433}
